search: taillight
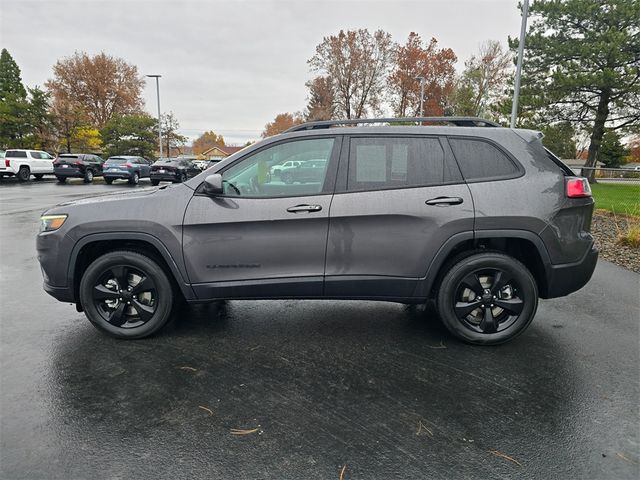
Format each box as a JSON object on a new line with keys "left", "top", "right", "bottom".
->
{"left": 566, "top": 177, "right": 591, "bottom": 198}
{"left": 4, "top": 159, "right": 9, "bottom": 167}
{"left": 123, "top": 163, "right": 133, "bottom": 168}
{"left": 74, "top": 160, "right": 82, "bottom": 166}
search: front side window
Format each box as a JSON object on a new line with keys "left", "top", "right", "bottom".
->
{"left": 347, "top": 137, "right": 456, "bottom": 191}
{"left": 221, "top": 138, "right": 335, "bottom": 197}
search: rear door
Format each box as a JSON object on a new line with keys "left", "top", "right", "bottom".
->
{"left": 325, "top": 135, "right": 474, "bottom": 298}
{"left": 183, "top": 136, "right": 341, "bottom": 299}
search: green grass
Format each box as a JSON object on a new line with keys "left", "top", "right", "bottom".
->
{"left": 590, "top": 183, "right": 640, "bottom": 215}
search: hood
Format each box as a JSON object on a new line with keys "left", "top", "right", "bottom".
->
{"left": 55, "top": 186, "right": 159, "bottom": 208}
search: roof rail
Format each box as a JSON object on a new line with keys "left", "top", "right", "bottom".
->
{"left": 285, "top": 116, "right": 502, "bottom": 133}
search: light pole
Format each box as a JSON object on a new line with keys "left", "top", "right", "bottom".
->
{"left": 416, "top": 76, "right": 426, "bottom": 117}
{"left": 146, "top": 74, "right": 163, "bottom": 158}
{"left": 510, "top": 0, "right": 530, "bottom": 128}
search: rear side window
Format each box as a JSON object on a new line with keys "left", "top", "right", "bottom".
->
{"left": 449, "top": 138, "right": 519, "bottom": 181}
{"left": 347, "top": 137, "right": 459, "bottom": 191}
{"left": 6, "top": 150, "right": 27, "bottom": 158}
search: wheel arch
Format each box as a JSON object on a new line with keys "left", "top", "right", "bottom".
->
{"left": 415, "top": 230, "right": 552, "bottom": 299}
{"left": 69, "top": 232, "right": 195, "bottom": 304}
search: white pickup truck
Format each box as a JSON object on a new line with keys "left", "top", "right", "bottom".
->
{"left": 0, "top": 149, "right": 55, "bottom": 181}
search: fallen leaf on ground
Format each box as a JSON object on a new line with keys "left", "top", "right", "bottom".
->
{"left": 416, "top": 421, "right": 433, "bottom": 437}
{"left": 488, "top": 450, "right": 523, "bottom": 467}
{"left": 616, "top": 452, "right": 637, "bottom": 464}
{"left": 339, "top": 465, "right": 347, "bottom": 480}
{"left": 230, "top": 428, "right": 259, "bottom": 435}
{"left": 198, "top": 405, "right": 214, "bottom": 416}
{"left": 178, "top": 366, "right": 197, "bottom": 372}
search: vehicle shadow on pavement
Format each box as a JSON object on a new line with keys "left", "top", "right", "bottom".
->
{"left": 42, "top": 299, "right": 589, "bottom": 479}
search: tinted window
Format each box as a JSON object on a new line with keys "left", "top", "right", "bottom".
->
{"left": 221, "top": 138, "right": 335, "bottom": 197}
{"left": 6, "top": 151, "right": 27, "bottom": 158}
{"left": 59, "top": 154, "right": 79, "bottom": 159}
{"left": 105, "top": 158, "right": 127, "bottom": 164}
{"left": 347, "top": 137, "right": 455, "bottom": 191}
{"left": 449, "top": 138, "right": 519, "bottom": 181}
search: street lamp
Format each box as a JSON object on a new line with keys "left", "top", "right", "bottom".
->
{"left": 146, "top": 74, "right": 163, "bottom": 158}
{"left": 415, "top": 76, "right": 426, "bottom": 117}
{"left": 511, "top": 0, "right": 530, "bottom": 128}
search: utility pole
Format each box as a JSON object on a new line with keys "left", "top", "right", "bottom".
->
{"left": 146, "top": 74, "right": 163, "bottom": 158}
{"left": 511, "top": 0, "right": 529, "bottom": 128}
{"left": 416, "top": 76, "right": 426, "bottom": 117}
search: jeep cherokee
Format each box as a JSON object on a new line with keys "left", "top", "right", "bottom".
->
{"left": 36, "top": 117, "right": 598, "bottom": 345}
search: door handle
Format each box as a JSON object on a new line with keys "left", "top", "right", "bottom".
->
{"left": 425, "top": 196, "right": 464, "bottom": 206}
{"left": 287, "top": 204, "right": 322, "bottom": 213}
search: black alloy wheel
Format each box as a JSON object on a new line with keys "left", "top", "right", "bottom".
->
{"left": 436, "top": 252, "right": 538, "bottom": 345}
{"left": 17, "top": 166, "right": 30, "bottom": 182}
{"left": 79, "top": 251, "right": 174, "bottom": 338}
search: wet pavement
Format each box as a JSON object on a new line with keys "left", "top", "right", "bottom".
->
{"left": 1, "top": 178, "right": 639, "bottom": 479}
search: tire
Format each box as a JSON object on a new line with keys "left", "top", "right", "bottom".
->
{"left": 105, "top": 178, "right": 113, "bottom": 185}
{"left": 17, "top": 166, "right": 30, "bottom": 182}
{"left": 83, "top": 169, "right": 94, "bottom": 183}
{"left": 56, "top": 176, "right": 67, "bottom": 184}
{"left": 129, "top": 172, "right": 139, "bottom": 185}
{"left": 436, "top": 252, "right": 538, "bottom": 345}
{"left": 34, "top": 174, "right": 44, "bottom": 181}
{"left": 151, "top": 179, "right": 160, "bottom": 186}
{"left": 282, "top": 172, "right": 293, "bottom": 184}
{"left": 79, "top": 250, "right": 174, "bottom": 339}
{"left": 180, "top": 172, "right": 187, "bottom": 183}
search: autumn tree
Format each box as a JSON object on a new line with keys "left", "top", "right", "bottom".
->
{"left": 161, "top": 112, "right": 187, "bottom": 156}
{"left": 389, "top": 33, "right": 457, "bottom": 117}
{"left": 100, "top": 113, "right": 157, "bottom": 159}
{"left": 309, "top": 29, "right": 393, "bottom": 119}
{"left": 628, "top": 137, "right": 640, "bottom": 164}
{"left": 512, "top": 0, "right": 640, "bottom": 181}
{"left": 305, "top": 76, "right": 335, "bottom": 121}
{"left": 452, "top": 40, "right": 512, "bottom": 118}
{"left": 46, "top": 52, "right": 144, "bottom": 128}
{"left": 262, "top": 112, "right": 304, "bottom": 138}
{"left": 192, "top": 130, "right": 225, "bottom": 155}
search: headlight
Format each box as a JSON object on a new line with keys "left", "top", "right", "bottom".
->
{"left": 40, "top": 214, "right": 67, "bottom": 232}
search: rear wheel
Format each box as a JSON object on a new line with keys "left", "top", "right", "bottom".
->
{"left": 17, "top": 166, "right": 30, "bottom": 182}
{"left": 79, "top": 250, "right": 174, "bottom": 339}
{"left": 282, "top": 172, "right": 293, "bottom": 184}
{"left": 436, "top": 252, "right": 538, "bottom": 345}
{"left": 151, "top": 179, "right": 160, "bottom": 186}
{"left": 105, "top": 178, "right": 113, "bottom": 185}
{"left": 128, "top": 172, "right": 139, "bottom": 185}
{"left": 83, "top": 169, "right": 94, "bottom": 183}
{"left": 56, "top": 176, "right": 67, "bottom": 183}
{"left": 34, "top": 174, "right": 44, "bottom": 181}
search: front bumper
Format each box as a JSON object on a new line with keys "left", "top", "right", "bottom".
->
{"left": 543, "top": 243, "right": 599, "bottom": 298}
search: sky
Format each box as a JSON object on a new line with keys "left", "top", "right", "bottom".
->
{"left": 1, "top": 0, "right": 522, "bottom": 145}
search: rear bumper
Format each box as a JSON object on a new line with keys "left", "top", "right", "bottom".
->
{"left": 150, "top": 173, "right": 179, "bottom": 181}
{"left": 542, "top": 244, "right": 599, "bottom": 299}
{"left": 104, "top": 171, "right": 133, "bottom": 179}
{"left": 43, "top": 282, "right": 75, "bottom": 302}
{"left": 54, "top": 168, "right": 83, "bottom": 177}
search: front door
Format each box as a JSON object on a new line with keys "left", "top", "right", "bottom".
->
{"left": 325, "top": 135, "right": 474, "bottom": 298}
{"left": 183, "top": 136, "right": 340, "bottom": 300}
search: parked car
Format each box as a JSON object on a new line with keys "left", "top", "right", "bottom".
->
{"left": 102, "top": 156, "right": 151, "bottom": 185}
{"left": 150, "top": 158, "right": 201, "bottom": 185}
{"left": 54, "top": 154, "right": 105, "bottom": 183}
{"left": 37, "top": 116, "right": 598, "bottom": 344}
{"left": 1, "top": 149, "right": 54, "bottom": 181}
{"left": 193, "top": 160, "right": 209, "bottom": 170}
{"left": 270, "top": 159, "right": 304, "bottom": 177}
{"left": 280, "top": 159, "right": 327, "bottom": 184}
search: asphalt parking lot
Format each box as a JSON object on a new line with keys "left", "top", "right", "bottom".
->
{"left": 1, "top": 177, "right": 639, "bottom": 479}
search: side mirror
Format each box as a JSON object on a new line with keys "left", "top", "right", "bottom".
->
{"left": 203, "top": 174, "right": 224, "bottom": 195}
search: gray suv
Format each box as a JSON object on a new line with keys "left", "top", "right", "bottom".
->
{"left": 36, "top": 117, "right": 598, "bottom": 345}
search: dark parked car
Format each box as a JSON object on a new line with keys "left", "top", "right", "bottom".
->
{"left": 280, "top": 159, "right": 327, "bottom": 184}
{"left": 103, "top": 156, "right": 151, "bottom": 185}
{"left": 54, "top": 154, "right": 105, "bottom": 183}
{"left": 37, "top": 116, "right": 597, "bottom": 344}
{"left": 150, "top": 158, "right": 201, "bottom": 185}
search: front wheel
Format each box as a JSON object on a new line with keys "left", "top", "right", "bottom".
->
{"left": 79, "top": 250, "right": 174, "bottom": 339}
{"left": 34, "top": 174, "right": 44, "bottom": 180}
{"left": 129, "top": 172, "right": 139, "bottom": 185}
{"left": 436, "top": 252, "right": 538, "bottom": 345}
